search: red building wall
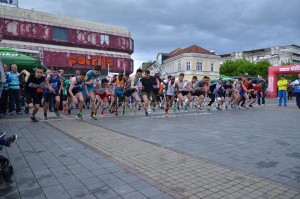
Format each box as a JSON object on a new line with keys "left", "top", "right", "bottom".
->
{"left": 43, "top": 51, "right": 133, "bottom": 73}
{"left": 0, "top": 18, "right": 133, "bottom": 54}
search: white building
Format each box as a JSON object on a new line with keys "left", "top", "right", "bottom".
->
{"left": 220, "top": 44, "right": 300, "bottom": 66}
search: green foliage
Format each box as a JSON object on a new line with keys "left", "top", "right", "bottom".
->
{"left": 220, "top": 59, "right": 270, "bottom": 78}
{"left": 141, "top": 60, "right": 155, "bottom": 72}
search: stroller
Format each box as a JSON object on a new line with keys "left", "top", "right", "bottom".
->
{"left": 0, "top": 134, "right": 14, "bottom": 182}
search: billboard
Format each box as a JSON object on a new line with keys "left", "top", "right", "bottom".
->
{"left": 0, "top": 18, "right": 133, "bottom": 53}
{"left": 0, "top": 0, "right": 18, "bottom": 6}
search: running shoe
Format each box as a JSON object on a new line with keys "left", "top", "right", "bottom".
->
{"left": 145, "top": 111, "right": 149, "bottom": 117}
{"left": 91, "top": 113, "right": 97, "bottom": 120}
{"left": 62, "top": 107, "right": 66, "bottom": 114}
{"left": 249, "top": 105, "right": 253, "bottom": 107}
{"left": 67, "top": 109, "right": 72, "bottom": 115}
{"left": 122, "top": 109, "right": 125, "bottom": 115}
{"left": 216, "top": 107, "right": 222, "bottom": 110}
{"left": 44, "top": 113, "right": 48, "bottom": 120}
{"left": 77, "top": 112, "right": 83, "bottom": 119}
{"left": 5, "top": 134, "right": 17, "bottom": 147}
{"left": 0, "top": 132, "right": 6, "bottom": 138}
{"left": 165, "top": 113, "right": 169, "bottom": 117}
{"left": 31, "top": 116, "right": 39, "bottom": 122}
{"left": 101, "top": 111, "right": 105, "bottom": 117}
{"left": 54, "top": 110, "right": 60, "bottom": 117}
{"left": 207, "top": 105, "right": 211, "bottom": 110}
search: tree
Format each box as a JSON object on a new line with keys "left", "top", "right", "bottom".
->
{"left": 141, "top": 60, "right": 155, "bottom": 72}
{"left": 220, "top": 59, "right": 270, "bottom": 78}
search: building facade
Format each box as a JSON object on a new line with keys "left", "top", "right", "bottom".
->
{"left": 220, "top": 44, "right": 300, "bottom": 66}
{"left": 0, "top": 6, "right": 134, "bottom": 74}
{"left": 157, "top": 45, "right": 221, "bottom": 80}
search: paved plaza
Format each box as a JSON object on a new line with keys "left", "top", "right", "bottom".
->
{"left": 0, "top": 99, "right": 299, "bottom": 199}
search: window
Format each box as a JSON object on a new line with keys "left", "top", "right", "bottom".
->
{"left": 186, "top": 62, "right": 190, "bottom": 71}
{"left": 196, "top": 62, "right": 203, "bottom": 71}
{"left": 101, "top": 35, "right": 110, "bottom": 45}
{"left": 52, "top": 27, "right": 68, "bottom": 41}
{"left": 178, "top": 62, "right": 181, "bottom": 72}
{"left": 210, "top": 63, "right": 214, "bottom": 72}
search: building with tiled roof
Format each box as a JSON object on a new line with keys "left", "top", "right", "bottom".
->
{"left": 156, "top": 45, "right": 221, "bottom": 80}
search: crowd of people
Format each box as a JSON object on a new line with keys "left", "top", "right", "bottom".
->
{"left": 1, "top": 64, "right": 299, "bottom": 123}
{"left": 0, "top": 64, "right": 300, "bottom": 123}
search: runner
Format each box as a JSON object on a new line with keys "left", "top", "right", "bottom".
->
{"left": 61, "top": 77, "right": 71, "bottom": 114}
{"left": 165, "top": 76, "right": 179, "bottom": 117}
{"left": 43, "top": 67, "right": 63, "bottom": 120}
{"left": 238, "top": 75, "right": 250, "bottom": 109}
{"left": 195, "top": 76, "right": 210, "bottom": 110}
{"left": 110, "top": 73, "right": 126, "bottom": 115}
{"left": 85, "top": 66, "right": 101, "bottom": 119}
{"left": 140, "top": 70, "right": 160, "bottom": 117}
{"left": 186, "top": 76, "right": 199, "bottom": 109}
{"left": 222, "top": 79, "right": 233, "bottom": 109}
{"left": 124, "top": 69, "right": 143, "bottom": 114}
{"left": 94, "top": 78, "right": 109, "bottom": 117}
{"left": 247, "top": 78, "right": 257, "bottom": 107}
{"left": 230, "top": 78, "right": 243, "bottom": 109}
{"left": 152, "top": 73, "right": 163, "bottom": 111}
{"left": 67, "top": 71, "right": 88, "bottom": 119}
{"left": 207, "top": 78, "right": 225, "bottom": 110}
{"left": 21, "top": 66, "right": 46, "bottom": 122}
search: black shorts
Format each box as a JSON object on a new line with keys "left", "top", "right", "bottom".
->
{"left": 191, "top": 91, "right": 201, "bottom": 97}
{"left": 180, "top": 91, "right": 189, "bottom": 96}
{"left": 250, "top": 93, "right": 256, "bottom": 99}
{"left": 63, "top": 95, "right": 68, "bottom": 101}
{"left": 153, "top": 89, "right": 159, "bottom": 96}
{"left": 24, "top": 91, "right": 40, "bottom": 105}
{"left": 124, "top": 89, "right": 136, "bottom": 97}
{"left": 67, "top": 87, "right": 82, "bottom": 97}
{"left": 44, "top": 92, "right": 60, "bottom": 102}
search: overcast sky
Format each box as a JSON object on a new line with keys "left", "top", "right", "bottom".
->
{"left": 19, "top": 0, "right": 300, "bottom": 70}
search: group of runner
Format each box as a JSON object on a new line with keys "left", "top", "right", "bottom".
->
{"left": 21, "top": 66, "right": 264, "bottom": 122}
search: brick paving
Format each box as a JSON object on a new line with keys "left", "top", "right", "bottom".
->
{"left": 46, "top": 118, "right": 300, "bottom": 199}
{"left": 0, "top": 99, "right": 299, "bottom": 199}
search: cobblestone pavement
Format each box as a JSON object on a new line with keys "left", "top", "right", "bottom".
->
{"left": 0, "top": 99, "right": 299, "bottom": 199}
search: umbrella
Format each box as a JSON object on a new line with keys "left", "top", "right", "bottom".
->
{"left": 0, "top": 48, "right": 42, "bottom": 72}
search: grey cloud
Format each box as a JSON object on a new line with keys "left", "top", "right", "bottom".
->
{"left": 20, "top": 0, "right": 300, "bottom": 68}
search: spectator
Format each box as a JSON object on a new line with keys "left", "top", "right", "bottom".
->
{"left": 7, "top": 64, "right": 22, "bottom": 115}
{"left": 287, "top": 79, "right": 294, "bottom": 100}
{"left": 0, "top": 64, "right": 10, "bottom": 117}
{"left": 257, "top": 75, "right": 267, "bottom": 105}
{"left": 277, "top": 75, "right": 288, "bottom": 106}
{"left": 291, "top": 74, "right": 300, "bottom": 109}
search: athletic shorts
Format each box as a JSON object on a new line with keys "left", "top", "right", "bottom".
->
{"left": 63, "top": 95, "right": 68, "bottom": 101}
{"left": 87, "top": 86, "right": 94, "bottom": 93}
{"left": 67, "top": 87, "right": 82, "bottom": 97}
{"left": 96, "top": 92, "right": 108, "bottom": 99}
{"left": 191, "top": 91, "right": 201, "bottom": 97}
{"left": 180, "top": 91, "right": 189, "bottom": 96}
{"left": 24, "top": 91, "right": 40, "bottom": 105}
{"left": 153, "top": 89, "right": 159, "bottom": 96}
{"left": 239, "top": 91, "right": 246, "bottom": 96}
{"left": 250, "top": 93, "right": 256, "bottom": 99}
{"left": 44, "top": 92, "right": 60, "bottom": 103}
{"left": 124, "top": 89, "right": 135, "bottom": 97}
{"left": 141, "top": 91, "right": 152, "bottom": 100}
{"left": 114, "top": 89, "right": 124, "bottom": 97}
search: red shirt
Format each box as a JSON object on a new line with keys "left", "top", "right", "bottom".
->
{"left": 240, "top": 81, "right": 249, "bottom": 91}
{"left": 253, "top": 84, "right": 262, "bottom": 92}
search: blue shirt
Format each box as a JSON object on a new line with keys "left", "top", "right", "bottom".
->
{"left": 86, "top": 70, "right": 100, "bottom": 89}
{"left": 7, "top": 71, "right": 20, "bottom": 89}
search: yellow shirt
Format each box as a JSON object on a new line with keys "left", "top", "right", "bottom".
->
{"left": 277, "top": 79, "right": 288, "bottom": 91}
